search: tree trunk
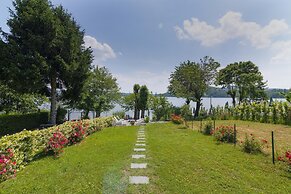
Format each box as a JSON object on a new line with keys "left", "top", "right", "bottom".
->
{"left": 95, "top": 110, "right": 101, "bottom": 117}
{"left": 50, "top": 70, "right": 57, "bottom": 125}
{"left": 84, "top": 109, "right": 89, "bottom": 118}
{"left": 141, "top": 109, "right": 145, "bottom": 118}
{"left": 231, "top": 94, "right": 236, "bottom": 107}
{"left": 134, "top": 108, "right": 138, "bottom": 120}
{"left": 194, "top": 99, "right": 201, "bottom": 118}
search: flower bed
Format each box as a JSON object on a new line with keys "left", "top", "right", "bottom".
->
{"left": 211, "top": 125, "right": 235, "bottom": 143}
{"left": 0, "top": 117, "right": 114, "bottom": 182}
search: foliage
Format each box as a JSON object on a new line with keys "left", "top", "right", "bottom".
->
{"left": 45, "top": 130, "right": 68, "bottom": 157}
{"left": 216, "top": 61, "right": 266, "bottom": 106}
{"left": 180, "top": 104, "right": 192, "bottom": 120}
{"left": 77, "top": 66, "right": 120, "bottom": 118}
{"left": 112, "top": 111, "right": 125, "bottom": 119}
{"left": 171, "top": 114, "right": 183, "bottom": 124}
{"left": 144, "top": 116, "right": 150, "bottom": 123}
{"left": 0, "top": 116, "right": 114, "bottom": 182}
{"left": 0, "top": 111, "right": 49, "bottom": 137}
{"left": 212, "top": 125, "right": 235, "bottom": 143}
{"left": 7, "top": 0, "right": 93, "bottom": 124}
{"left": 139, "top": 85, "right": 149, "bottom": 118}
{"left": 152, "top": 95, "right": 172, "bottom": 121}
{"left": 277, "top": 150, "right": 291, "bottom": 172}
{"left": 241, "top": 134, "right": 266, "bottom": 154}
{"left": 0, "top": 148, "right": 17, "bottom": 182}
{"left": 56, "top": 106, "right": 67, "bottom": 124}
{"left": 210, "top": 100, "right": 291, "bottom": 126}
{"left": 202, "top": 120, "right": 213, "bottom": 135}
{"left": 68, "top": 121, "right": 87, "bottom": 144}
{"left": 0, "top": 83, "right": 47, "bottom": 114}
{"left": 121, "top": 94, "right": 135, "bottom": 112}
{"left": 168, "top": 56, "right": 220, "bottom": 117}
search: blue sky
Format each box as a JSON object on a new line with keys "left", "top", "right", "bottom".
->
{"left": 1, "top": 0, "right": 291, "bottom": 93}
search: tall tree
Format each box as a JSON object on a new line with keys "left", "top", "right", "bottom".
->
{"left": 7, "top": 0, "right": 92, "bottom": 124}
{"left": 216, "top": 63, "right": 238, "bottom": 106}
{"left": 217, "top": 61, "right": 266, "bottom": 105}
{"left": 139, "top": 85, "right": 149, "bottom": 118}
{"left": 168, "top": 56, "right": 220, "bottom": 117}
{"left": 133, "top": 84, "right": 140, "bottom": 120}
{"left": 77, "top": 66, "right": 120, "bottom": 118}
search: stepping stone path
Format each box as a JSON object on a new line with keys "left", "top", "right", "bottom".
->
{"left": 129, "top": 127, "right": 150, "bottom": 185}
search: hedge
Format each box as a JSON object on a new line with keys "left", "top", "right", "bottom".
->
{"left": 0, "top": 116, "right": 114, "bottom": 181}
{"left": 0, "top": 112, "right": 49, "bottom": 137}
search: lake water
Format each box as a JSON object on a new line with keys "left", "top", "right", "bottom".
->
{"left": 68, "top": 97, "right": 233, "bottom": 120}
{"left": 67, "top": 97, "right": 285, "bottom": 120}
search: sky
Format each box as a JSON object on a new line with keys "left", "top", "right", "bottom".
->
{"left": 1, "top": 0, "right": 291, "bottom": 93}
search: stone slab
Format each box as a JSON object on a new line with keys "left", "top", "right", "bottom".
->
{"left": 132, "top": 154, "right": 146, "bottom": 159}
{"left": 135, "top": 143, "right": 146, "bottom": 146}
{"left": 131, "top": 163, "right": 147, "bottom": 169}
{"left": 136, "top": 140, "right": 145, "bottom": 143}
{"left": 134, "top": 148, "right": 146, "bottom": 152}
{"left": 137, "top": 137, "right": 145, "bottom": 140}
{"left": 129, "top": 176, "right": 149, "bottom": 184}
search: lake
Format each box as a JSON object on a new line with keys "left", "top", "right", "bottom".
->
{"left": 68, "top": 97, "right": 233, "bottom": 120}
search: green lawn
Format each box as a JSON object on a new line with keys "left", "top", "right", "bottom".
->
{"left": 0, "top": 126, "right": 137, "bottom": 194}
{"left": 1, "top": 123, "right": 290, "bottom": 193}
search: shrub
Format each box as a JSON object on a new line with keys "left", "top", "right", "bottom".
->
{"left": 0, "top": 116, "right": 114, "bottom": 182}
{"left": 68, "top": 121, "right": 88, "bottom": 144}
{"left": 0, "top": 149, "right": 17, "bottom": 182}
{"left": 56, "top": 106, "right": 67, "bottom": 124}
{"left": 45, "top": 130, "right": 68, "bottom": 157}
{"left": 144, "top": 116, "right": 150, "bottom": 123}
{"left": 0, "top": 111, "right": 49, "bottom": 137}
{"left": 202, "top": 121, "right": 213, "bottom": 135}
{"left": 171, "top": 114, "right": 183, "bottom": 124}
{"left": 212, "top": 125, "right": 235, "bottom": 143}
{"left": 278, "top": 150, "right": 291, "bottom": 172}
{"left": 112, "top": 111, "right": 125, "bottom": 119}
{"left": 241, "top": 134, "right": 266, "bottom": 154}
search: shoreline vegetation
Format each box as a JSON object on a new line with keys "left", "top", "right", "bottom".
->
{"left": 121, "top": 87, "right": 288, "bottom": 98}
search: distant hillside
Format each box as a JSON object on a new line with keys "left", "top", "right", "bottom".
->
{"left": 160, "top": 87, "right": 288, "bottom": 98}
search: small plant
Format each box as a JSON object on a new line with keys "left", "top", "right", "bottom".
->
{"left": 277, "top": 150, "right": 291, "bottom": 172}
{"left": 241, "top": 134, "right": 266, "bottom": 154}
{"left": 171, "top": 114, "right": 183, "bottom": 125}
{"left": 0, "top": 149, "right": 17, "bottom": 181}
{"left": 202, "top": 121, "right": 213, "bottom": 135}
{"left": 69, "top": 121, "right": 87, "bottom": 144}
{"left": 46, "top": 130, "right": 68, "bottom": 157}
{"left": 212, "top": 125, "right": 235, "bottom": 143}
{"left": 144, "top": 116, "right": 150, "bottom": 123}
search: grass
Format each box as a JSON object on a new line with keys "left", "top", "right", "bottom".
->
{"left": 145, "top": 123, "right": 291, "bottom": 193}
{"left": 188, "top": 120, "right": 291, "bottom": 154}
{"left": 0, "top": 122, "right": 290, "bottom": 193}
{"left": 0, "top": 126, "right": 138, "bottom": 194}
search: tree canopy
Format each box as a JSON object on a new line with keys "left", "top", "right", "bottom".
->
{"left": 168, "top": 56, "right": 220, "bottom": 117}
{"left": 216, "top": 61, "right": 266, "bottom": 106}
{"left": 77, "top": 66, "right": 120, "bottom": 118}
{"left": 7, "top": 0, "right": 93, "bottom": 124}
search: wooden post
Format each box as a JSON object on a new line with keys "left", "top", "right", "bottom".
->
{"left": 234, "top": 124, "right": 237, "bottom": 146}
{"left": 272, "top": 131, "right": 275, "bottom": 164}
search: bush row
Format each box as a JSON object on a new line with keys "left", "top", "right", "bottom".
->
{"left": 211, "top": 101, "right": 291, "bottom": 125}
{"left": 0, "top": 111, "right": 49, "bottom": 137}
{"left": 0, "top": 117, "right": 114, "bottom": 181}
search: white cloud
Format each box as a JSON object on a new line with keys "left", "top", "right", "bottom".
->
{"left": 114, "top": 71, "right": 170, "bottom": 93}
{"left": 83, "top": 35, "right": 116, "bottom": 63}
{"left": 270, "top": 40, "right": 291, "bottom": 64}
{"left": 175, "top": 11, "right": 289, "bottom": 48}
